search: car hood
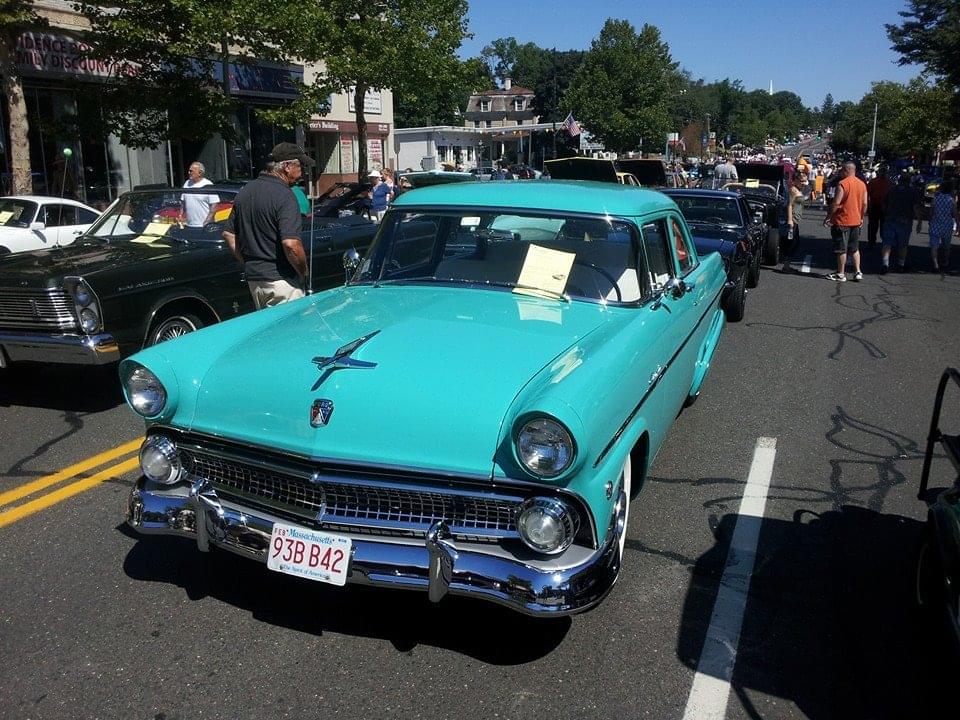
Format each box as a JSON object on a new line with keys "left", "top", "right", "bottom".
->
{"left": 544, "top": 158, "right": 619, "bottom": 183}
{"left": 182, "top": 286, "right": 609, "bottom": 476}
{"left": 0, "top": 238, "right": 189, "bottom": 289}
{"left": 734, "top": 163, "right": 786, "bottom": 189}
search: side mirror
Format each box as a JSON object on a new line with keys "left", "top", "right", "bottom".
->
{"left": 30, "top": 221, "right": 45, "bottom": 231}
{"left": 663, "top": 277, "right": 688, "bottom": 299}
{"left": 342, "top": 248, "right": 361, "bottom": 283}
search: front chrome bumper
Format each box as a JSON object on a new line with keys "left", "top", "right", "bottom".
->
{"left": 127, "top": 477, "right": 625, "bottom": 617}
{"left": 0, "top": 331, "right": 119, "bottom": 366}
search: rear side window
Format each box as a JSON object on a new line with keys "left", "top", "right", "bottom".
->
{"left": 640, "top": 219, "right": 673, "bottom": 293}
{"left": 78, "top": 208, "right": 99, "bottom": 224}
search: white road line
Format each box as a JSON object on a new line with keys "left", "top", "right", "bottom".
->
{"left": 681, "top": 437, "right": 778, "bottom": 720}
{"left": 801, "top": 255, "right": 812, "bottom": 273}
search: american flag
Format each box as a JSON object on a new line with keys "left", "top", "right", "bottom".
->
{"left": 561, "top": 112, "right": 582, "bottom": 137}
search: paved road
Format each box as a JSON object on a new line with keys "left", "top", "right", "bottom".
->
{"left": 1, "top": 215, "right": 958, "bottom": 720}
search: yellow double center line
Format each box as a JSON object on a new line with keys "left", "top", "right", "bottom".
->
{"left": 0, "top": 438, "right": 142, "bottom": 529}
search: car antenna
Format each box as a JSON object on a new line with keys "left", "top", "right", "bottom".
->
{"left": 307, "top": 166, "right": 315, "bottom": 295}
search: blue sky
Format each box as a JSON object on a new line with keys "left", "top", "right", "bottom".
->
{"left": 460, "top": 0, "right": 920, "bottom": 108}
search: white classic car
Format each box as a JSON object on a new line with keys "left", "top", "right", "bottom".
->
{"left": 0, "top": 196, "right": 101, "bottom": 255}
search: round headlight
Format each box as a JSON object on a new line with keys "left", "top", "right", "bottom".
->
{"left": 517, "top": 417, "right": 574, "bottom": 477}
{"left": 125, "top": 365, "right": 167, "bottom": 417}
{"left": 139, "top": 436, "right": 182, "bottom": 485}
{"left": 517, "top": 497, "right": 578, "bottom": 554}
{"left": 74, "top": 284, "right": 93, "bottom": 306}
{"left": 79, "top": 307, "right": 99, "bottom": 332}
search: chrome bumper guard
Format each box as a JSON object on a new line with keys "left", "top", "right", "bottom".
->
{"left": 127, "top": 477, "right": 626, "bottom": 617}
{"left": 0, "top": 331, "right": 119, "bottom": 366}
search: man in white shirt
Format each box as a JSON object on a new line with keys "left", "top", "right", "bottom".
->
{"left": 181, "top": 162, "right": 218, "bottom": 227}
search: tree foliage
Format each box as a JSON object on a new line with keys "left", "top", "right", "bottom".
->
{"left": 77, "top": 0, "right": 282, "bottom": 147}
{"left": 563, "top": 19, "right": 679, "bottom": 153}
{"left": 886, "top": 0, "right": 960, "bottom": 120}
{"left": 258, "top": 0, "right": 469, "bottom": 177}
{"left": 394, "top": 57, "right": 491, "bottom": 128}
{"left": 831, "top": 77, "right": 954, "bottom": 159}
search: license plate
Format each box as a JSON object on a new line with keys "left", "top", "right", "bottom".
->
{"left": 266, "top": 522, "right": 352, "bottom": 586}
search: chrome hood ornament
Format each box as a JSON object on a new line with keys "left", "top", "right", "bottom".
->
{"left": 312, "top": 330, "right": 380, "bottom": 372}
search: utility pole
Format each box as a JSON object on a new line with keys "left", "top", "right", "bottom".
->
{"left": 551, "top": 66, "right": 557, "bottom": 162}
{"left": 869, "top": 103, "right": 878, "bottom": 159}
{"left": 705, "top": 113, "right": 711, "bottom": 158}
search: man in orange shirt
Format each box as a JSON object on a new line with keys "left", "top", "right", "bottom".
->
{"left": 824, "top": 161, "right": 868, "bottom": 281}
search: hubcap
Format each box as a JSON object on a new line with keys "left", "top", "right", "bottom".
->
{"left": 152, "top": 316, "right": 197, "bottom": 345}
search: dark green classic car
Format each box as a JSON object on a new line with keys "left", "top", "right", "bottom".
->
{"left": 0, "top": 187, "right": 377, "bottom": 368}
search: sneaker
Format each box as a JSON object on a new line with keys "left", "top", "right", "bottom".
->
{"left": 853, "top": 271, "right": 863, "bottom": 281}
{"left": 827, "top": 272, "right": 847, "bottom": 282}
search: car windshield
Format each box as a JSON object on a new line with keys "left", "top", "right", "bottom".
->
{"left": 85, "top": 189, "right": 236, "bottom": 243}
{"left": 0, "top": 198, "right": 38, "bottom": 228}
{"left": 350, "top": 209, "right": 645, "bottom": 304}
{"left": 671, "top": 197, "right": 742, "bottom": 226}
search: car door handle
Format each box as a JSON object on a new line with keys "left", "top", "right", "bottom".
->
{"left": 72, "top": 230, "right": 82, "bottom": 235}
{"left": 649, "top": 365, "right": 666, "bottom": 386}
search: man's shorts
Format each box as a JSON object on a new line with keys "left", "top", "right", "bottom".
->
{"left": 248, "top": 278, "right": 305, "bottom": 310}
{"left": 881, "top": 220, "right": 911, "bottom": 250}
{"left": 831, "top": 225, "right": 861, "bottom": 254}
{"left": 930, "top": 232, "right": 952, "bottom": 248}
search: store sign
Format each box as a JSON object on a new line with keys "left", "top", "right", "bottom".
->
{"left": 308, "top": 120, "right": 392, "bottom": 135}
{"left": 367, "top": 139, "right": 383, "bottom": 165}
{"left": 15, "top": 32, "right": 139, "bottom": 79}
{"left": 348, "top": 88, "right": 383, "bottom": 115}
{"left": 212, "top": 61, "right": 303, "bottom": 99}
{"left": 340, "top": 137, "right": 355, "bottom": 174}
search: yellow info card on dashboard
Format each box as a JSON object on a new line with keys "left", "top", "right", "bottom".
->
{"left": 514, "top": 244, "right": 576, "bottom": 298}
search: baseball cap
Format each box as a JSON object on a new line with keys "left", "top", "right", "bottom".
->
{"left": 270, "top": 142, "right": 315, "bottom": 167}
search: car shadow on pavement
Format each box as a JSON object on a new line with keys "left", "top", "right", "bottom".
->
{"left": 121, "top": 533, "right": 571, "bottom": 664}
{"left": 0, "top": 362, "right": 124, "bottom": 412}
{"left": 676, "top": 505, "right": 956, "bottom": 719}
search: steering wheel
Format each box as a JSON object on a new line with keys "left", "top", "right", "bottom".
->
{"left": 572, "top": 258, "right": 622, "bottom": 302}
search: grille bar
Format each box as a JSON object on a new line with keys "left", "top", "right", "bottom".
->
{"left": 181, "top": 447, "right": 523, "bottom": 539}
{"left": 0, "top": 288, "right": 77, "bottom": 330}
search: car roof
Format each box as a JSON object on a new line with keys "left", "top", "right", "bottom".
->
{"left": 391, "top": 179, "right": 678, "bottom": 216}
{"left": 0, "top": 195, "right": 97, "bottom": 209}
{"left": 662, "top": 189, "right": 742, "bottom": 200}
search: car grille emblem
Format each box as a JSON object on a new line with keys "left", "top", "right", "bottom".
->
{"left": 30, "top": 299, "right": 41, "bottom": 319}
{"left": 310, "top": 398, "right": 334, "bottom": 427}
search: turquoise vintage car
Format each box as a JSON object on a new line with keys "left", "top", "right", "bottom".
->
{"left": 121, "top": 181, "right": 727, "bottom": 616}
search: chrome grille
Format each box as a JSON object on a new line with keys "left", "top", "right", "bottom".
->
{"left": 182, "top": 448, "right": 522, "bottom": 539}
{"left": 0, "top": 287, "right": 77, "bottom": 330}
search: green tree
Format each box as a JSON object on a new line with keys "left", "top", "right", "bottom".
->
{"left": 394, "top": 57, "right": 491, "bottom": 127}
{"left": 0, "top": 0, "right": 47, "bottom": 193}
{"left": 76, "top": 0, "right": 281, "bottom": 148}
{"left": 261, "top": 0, "right": 470, "bottom": 178}
{"left": 563, "top": 19, "right": 679, "bottom": 153}
{"left": 820, "top": 92, "right": 835, "bottom": 125}
{"left": 887, "top": 0, "right": 960, "bottom": 120}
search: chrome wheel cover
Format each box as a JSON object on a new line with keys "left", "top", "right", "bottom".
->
{"left": 152, "top": 316, "right": 197, "bottom": 345}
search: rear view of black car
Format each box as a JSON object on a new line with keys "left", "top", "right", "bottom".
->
{"left": 664, "top": 189, "right": 765, "bottom": 322}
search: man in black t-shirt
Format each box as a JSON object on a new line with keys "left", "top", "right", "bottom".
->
{"left": 224, "top": 143, "right": 315, "bottom": 309}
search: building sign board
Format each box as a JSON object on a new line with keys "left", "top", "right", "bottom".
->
{"left": 348, "top": 88, "right": 383, "bottom": 115}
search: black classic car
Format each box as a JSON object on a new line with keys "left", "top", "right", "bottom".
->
{"left": 663, "top": 188, "right": 765, "bottom": 322}
{"left": 732, "top": 163, "right": 790, "bottom": 265}
{"left": 0, "top": 186, "right": 377, "bottom": 369}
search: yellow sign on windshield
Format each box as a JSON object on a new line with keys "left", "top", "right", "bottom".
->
{"left": 0, "top": 210, "right": 14, "bottom": 224}
{"left": 515, "top": 244, "right": 576, "bottom": 297}
{"left": 745, "top": 178, "right": 760, "bottom": 188}
{"left": 130, "top": 222, "right": 173, "bottom": 244}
